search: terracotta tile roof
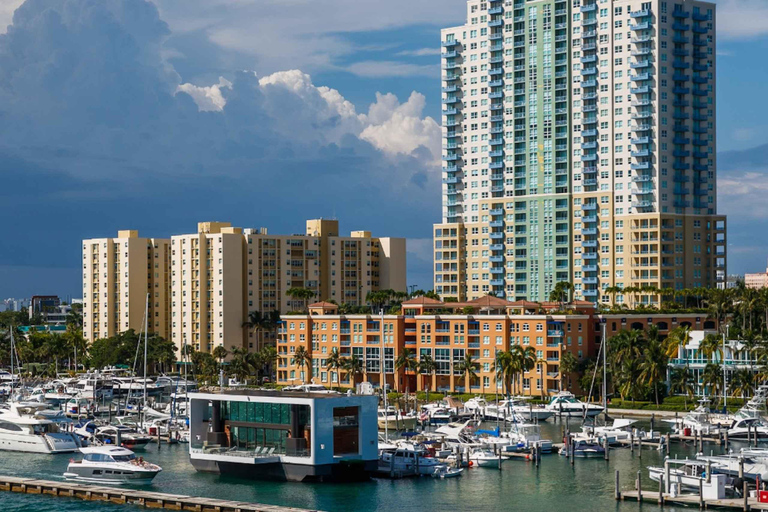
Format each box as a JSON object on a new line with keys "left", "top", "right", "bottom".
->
{"left": 308, "top": 301, "right": 338, "bottom": 308}
{"left": 401, "top": 296, "right": 443, "bottom": 305}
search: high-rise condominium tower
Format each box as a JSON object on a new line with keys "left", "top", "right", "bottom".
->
{"left": 435, "top": 0, "right": 726, "bottom": 305}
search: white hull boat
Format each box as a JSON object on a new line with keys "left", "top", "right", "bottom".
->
{"left": 64, "top": 446, "right": 161, "bottom": 485}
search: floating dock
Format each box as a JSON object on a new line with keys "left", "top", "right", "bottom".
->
{"left": 621, "top": 489, "right": 768, "bottom": 510}
{"left": 0, "top": 475, "right": 320, "bottom": 512}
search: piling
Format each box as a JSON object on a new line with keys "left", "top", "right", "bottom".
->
{"left": 569, "top": 435, "right": 574, "bottom": 465}
{"left": 658, "top": 476, "right": 664, "bottom": 505}
{"left": 743, "top": 480, "right": 749, "bottom": 512}
{"left": 707, "top": 460, "right": 712, "bottom": 484}
{"left": 636, "top": 470, "right": 642, "bottom": 501}
{"left": 603, "top": 437, "right": 609, "bottom": 461}
{"left": 725, "top": 430, "right": 729, "bottom": 450}
{"left": 699, "top": 430, "right": 703, "bottom": 452}
{"left": 666, "top": 433, "right": 671, "bottom": 453}
{"left": 699, "top": 477, "right": 704, "bottom": 509}
{"left": 498, "top": 448, "right": 502, "bottom": 471}
{"left": 615, "top": 470, "right": 621, "bottom": 501}
{"left": 650, "top": 414, "right": 655, "bottom": 433}
{"left": 740, "top": 457, "right": 745, "bottom": 479}
{"left": 664, "top": 458, "right": 670, "bottom": 495}
{"left": 630, "top": 431, "right": 634, "bottom": 455}
{"left": 157, "top": 429, "right": 161, "bottom": 451}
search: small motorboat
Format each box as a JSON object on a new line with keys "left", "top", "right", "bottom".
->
{"left": 377, "top": 406, "right": 418, "bottom": 431}
{"left": 432, "top": 465, "right": 464, "bottom": 479}
{"left": 648, "top": 459, "right": 719, "bottom": 491}
{"left": 469, "top": 449, "right": 502, "bottom": 468}
{"left": 559, "top": 439, "right": 605, "bottom": 458}
{"left": 94, "top": 425, "right": 152, "bottom": 450}
{"left": 64, "top": 446, "right": 161, "bottom": 484}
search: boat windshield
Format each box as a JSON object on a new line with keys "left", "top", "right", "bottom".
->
{"left": 112, "top": 454, "right": 136, "bottom": 462}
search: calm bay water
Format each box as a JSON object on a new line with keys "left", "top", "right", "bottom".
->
{"left": 0, "top": 419, "right": 731, "bottom": 512}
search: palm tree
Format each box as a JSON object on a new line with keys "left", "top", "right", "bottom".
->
{"left": 394, "top": 348, "right": 418, "bottom": 392}
{"left": 663, "top": 325, "right": 691, "bottom": 358}
{"left": 559, "top": 350, "right": 578, "bottom": 392}
{"left": 291, "top": 346, "right": 313, "bottom": 383}
{"left": 417, "top": 354, "right": 436, "bottom": 397}
{"left": 343, "top": 355, "right": 365, "bottom": 388}
{"left": 669, "top": 366, "right": 695, "bottom": 409}
{"left": 492, "top": 350, "right": 513, "bottom": 396}
{"left": 730, "top": 368, "right": 755, "bottom": 399}
{"left": 701, "top": 363, "right": 723, "bottom": 405}
{"left": 325, "top": 348, "right": 344, "bottom": 389}
{"left": 605, "top": 286, "right": 622, "bottom": 308}
{"left": 700, "top": 333, "right": 723, "bottom": 363}
{"left": 639, "top": 337, "right": 668, "bottom": 405}
{"left": 511, "top": 345, "right": 537, "bottom": 396}
{"left": 286, "top": 288, "right": 316, "bottom": 312}
{"left": 705, "top": 288, "right": 732, "bottom": 333}
{"left": 229, "top": 347, "right": 254, "bottom": 384}
{"left": 455, "top": 353, "right": 479, "bottom": 393}
{"left": 212, "top": 346, "right": 228, "bottom": 367}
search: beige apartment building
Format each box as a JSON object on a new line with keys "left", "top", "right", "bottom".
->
{"left": 85, "top": 220, "right": 407, "bottom": 357}
{"left": 82, "top": 231, "right": 171, "bottom": 342}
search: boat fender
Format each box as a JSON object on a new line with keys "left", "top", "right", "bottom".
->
{"left": 468, "top": 461, "right": 473, "bottom": 467}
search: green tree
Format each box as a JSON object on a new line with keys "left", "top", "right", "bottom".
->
{"left": 343, "top": 355, "right": 365, "bottom": 388}
{"left": 638, "top": 337, "right": 669, "bottom": 405}
{"left": 669, "top": 366, "right": 695, "bottom": 409}
{"left": 417, "top": 354, "right": 436, "bottom": 396}
{"left": 286, "top": 288, "right": 316, "bottom": 312}
{"left": 455, "top": 352, "right": 479, "bottom": 392}
{"left": 291, "top": 346, "right": 313, "bottom": 383}
{"left": 212, "top": 346, "right": 229, "bottom": 367}
{"left": 701, "top": 363, "right": 723, "bottom": 405}
{"left": 394, "top": 348, "right": 418, "bottom": 392}
{"left": 663, "top": 325, "right": 691, "bottom": 358}
{"left": 559, "top": 350, "right": 579, "bottom": 392}
{"left": 325, "top": 348, "right": 344, "bottom": 389}
{"left": 730, "top": 368, "right": 755, "bottom": 398}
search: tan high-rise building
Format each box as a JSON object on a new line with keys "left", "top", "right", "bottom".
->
{"left": 82, "top": 231, "right": 171, "bottom": 342}
{"left": 435, "top": 0, "right": 726, "bottom": 305}
{"left": 171, "top": 219, "right": 407, "bottom": 357}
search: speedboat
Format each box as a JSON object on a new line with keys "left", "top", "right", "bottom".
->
{"left": 469, "top": 449, "right": 502, "bottom": 468}
{"left": 648, "top": 459, "right": 717, "bottom": 491}
{"left": 0, "top": 402, "right": 81, "bottom": 453}
{"left": 559, "top": 439, "right": 605, "bottom": 458}
{"left": 666, "top": 400, "right": 722, "bottom": 436}
{"left": 64, "top": 446, "right": 161, "bottom": 484}
{"left": 545, "top": 391, "right": 603, "bottom": 417}
{"left": 432, "top": 465, "right": 463, "bottom": 478}
{"left": 379, "top": 443, "right": 445, "bottom": 475}
{"left": 503, "top": 421, "right": 553, "bottom": 453}
{"left": 698, "top": 453, "right": 768, "bottom": 482}
{"left": 94, "top": 425, "right": 152, "bottom": 450}
{"left": 579, "top": 418, "right": 660, "bottom": 446}
{"left": 377, "top": 406, "right": 417, "bottom": 431}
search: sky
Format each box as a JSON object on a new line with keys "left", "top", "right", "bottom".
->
{"left": 0, "top": 0, "right": 767, "bottom": 299}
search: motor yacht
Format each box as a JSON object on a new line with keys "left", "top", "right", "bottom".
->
{"left": 578, "top": 418, "right": 660, "bottom": 446}
{"left": 666, "top": 400, "right": 722, "bottom": 436}
{"left": 377, "top": 406, "right": 417, "bottom": 431}
{"left": 94, "top": 425, "right": 153, "bottom": 450}
{"left": 283, "top": 384, "right": 339, "bottom": 394}
{"left": 0, "top": 402, "right": 80, "bottom": 453}
{"left": 469, "top": 449, "right": 502, "bottom": 468}
{"left": 698, "top": 453, "right": 768, "bottom": 482}
{"left": 378, "top": 443, "right": 446, "bottom": 475}
{"left": 545, "top": 391, "right": 603, "bottom": 418}
{"left": 64, "top": 446, "right": 161, "bottom": 484}
{"left": 648, "top": 459, "right": 720, "bottom": 491}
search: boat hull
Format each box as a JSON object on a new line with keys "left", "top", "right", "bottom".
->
{"left": 64, "top": 466, "right": 160, "bottom": 485}
{"left": 377, "top": 418, "right": 417, "bottom": 430}
{"left": 0, "top": 432, "right": 79, "bottom": 454}
{"left": 191, "top": 456, "right": 376, "bottom": 482}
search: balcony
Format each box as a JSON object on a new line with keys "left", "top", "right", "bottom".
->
{"left": 672, "top": 22, "right": 690, "bottom": 31}
{"left": 632, "top": 137, "right": 650, "bottom": 145}
{"left": 582, "top": 129, "right": 597, "bottom": 137}
{"left": 630, "top": 60, "right": 651, "bottom": 69}
{"left": 674, "top": 186, "right": 690, "bottom": 195}
{"left": 582, "top": 240, "right": 598, "bottom": 248}
{"left": 632, "top": 175, "right": 652, "bottom": 183}
{"left": 489, "top": 79, "right": 503, "bottom": 87}
{"left": 673, "top": 10, "right": 690, "bottom": 19}
{"left": 583, "top": 253, "right": 598, "bottom": 260}
{"left": 442, "top": 40, "right": 459, "bottom": 48}
{"left": 581, "top": 80, "right": 597, "bottom": 88}
{"left": 630, "top": 9, "right": 650, "bottom": 18}
{"left": 583, "top": 265, "right": 597, "bottom": 272}
{"left": 583, "top": 178, "right": 598, "bottom": 186}
{"left": 632, "top": 124, "right": 652, "bottom": 132}
{"left": 582, "top": 203, "right": 598, "bottom": 212}
{"left": 489, "top": 6, "right": 503, "bottom": 14}
{"left": 490, "top": 220, "right": 504, "bottom": 228}
{"left": 632, "top": 149, "right": 650, "bottom": 158}
{"left": 582, "top": 215, "right": 598, "bottom": 223}
{"left": 583, "top": 166, "right": 597, "bottom": 175}
{"left": 583, "top": 277, "right": 598, "bottom": 284}
{"left": 489, "top": 19, "right": 503, "bottom": 27}
{"left": 673, "top": 49, "right": 690, "bottom": 57}
{"left": 489, "top": 150, "right": 504, "bottom": 158}
{"left": 632, "top": 200, "right": 653, "bottom": 208}
{"left": 693, "top": 12, "right": 709, "bottom": 21}
{"left": 490, "top": 279, "right": 505, "bottom": 286}
{"left": 631, "top": 86, "right": 651, "bottom": 94}
{"left": 490, "top": 232, "right": 505, "bottom": 240}
{"left": 489, "top": 255, "right": 504, "bottom": 263}
{"left": 442, "top": 108, "right": 458, "bottom": 116}
{"left": 581, "top": 4, "right": 597, "bottom": 12}
{"left": 442, "top": 176, "right": 459, "bottom": 185}
{"left": 673, "top": 35, "right": 690, "bottom": 44}
{"left": 674, "top": 199, "right": 691, "bottom": 208}
{"left": 631, "top": 22, "right": 651, "bottom": 31}
{"left": 583, "top": 289, "right": 598, "bottom": 297}
{"left": 490, "top": 243, "right": 504, "bottom": 251}
{"left": 442, "top": 154, "right": 459, "bottom": 162}
{"left": 673, "top": 175, "right": 690, "bottom": 183}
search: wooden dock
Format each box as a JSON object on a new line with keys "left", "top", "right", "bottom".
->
{"left": 0, "top": 475, "right": 320, "bottom": 512}
{"left": 621, "top": 489, "right": 768, "bottom": 510}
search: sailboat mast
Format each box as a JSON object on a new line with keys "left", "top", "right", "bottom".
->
{"left": 143, "top": 293, "right": 149, "bottom": 426}
{"left": 602, "top": 321, "right": 607, "bottom": 413}
{"left": 9, "top": 325, "right": 14, "bottom": 393}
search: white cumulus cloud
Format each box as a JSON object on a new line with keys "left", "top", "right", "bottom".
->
{"left": 176, "top": 76, "right": 232, "bottom": 111}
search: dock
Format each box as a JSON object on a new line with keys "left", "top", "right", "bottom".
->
{"left": 621, "top": 490, "right": 768, "bottom": 510}
{"left": 0, "top": 475, "right": 320, "bottom": 512}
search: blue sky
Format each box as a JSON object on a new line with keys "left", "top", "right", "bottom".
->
{"left": 0, "top": 0, "right": 767, "bottom": 299}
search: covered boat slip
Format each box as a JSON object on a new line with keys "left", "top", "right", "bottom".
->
{"left": 188, "top": 389, "right": 378, "bottom": 481}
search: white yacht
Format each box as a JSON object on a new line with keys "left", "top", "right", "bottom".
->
{"left": 698, "top": 453, "right": 768, "bottom": 482}
{"left": 378, "top": 443, "right": 445, "bottom": 475}
{"left": 545, "top": 391, "right": 603, "bottom": 417}
{"left": 64, "top": 446, "right": 161, "bottom": 484}
{"left": 578, "top": 418, "right": 660, "bottom": 446}
{"left": 0, "top": 402, "right": 80, "bottom": 453}
{"left": 666, "top": 400, "right": 721, "bottom": 435}
{"left": 283, "top": 384, "right": 339, "bottom": 394}
{"left": 112, "top": 377, "right": 163, "bottom": 396}
{"left": 503, "top": 421, "right": 553, "bottom": 453}
{"left": 0, "top": 370, "right": 20, "bottom": 385}
{"left": 469, "top": 449, "right": 502, "bottom": 468}
{"left": 94, "top": 425, "right": 152, "bottom": 451}
{"left": 648, "top": 459, "right": 715, "bottom": 491}
{"left": 377, "top": 407, "right": 417, "bottom": 431}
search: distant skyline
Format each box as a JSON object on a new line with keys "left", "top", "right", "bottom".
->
{"left": 1, "top": 0, "right": 768, "bottom": 299}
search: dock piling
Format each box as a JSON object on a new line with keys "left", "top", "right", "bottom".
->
{"left": 740, "top": 457, "right": 745, "bottom": 479}
{"left": 666, "top": 433, "right": 670, "bottom": 453}
{"left": 615, "top": 470, "right": 621, "bottom": 501}
{"left": 743, "top": 480, "right": 749, "bottom": 512}
{"left": 636, "top": 470, "right": 642, "bottom": 502}
{"left": 699, "top": 478, "right": 704, "bottom": 509}
{"left": 658, "top": 476, "right": 664, "bottom": 505}
{"left": 603, "top": 437, "right": 609, "bottom": 461}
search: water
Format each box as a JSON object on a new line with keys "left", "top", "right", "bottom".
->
{"left": 0, "top": 419, "right": 731, "bottom": 511}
